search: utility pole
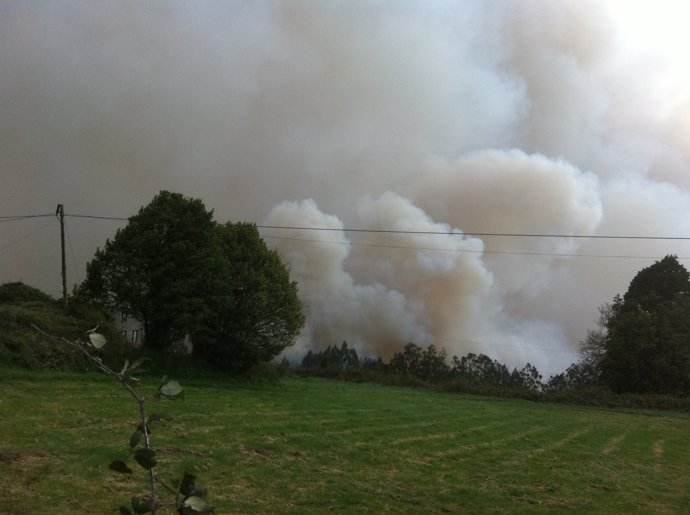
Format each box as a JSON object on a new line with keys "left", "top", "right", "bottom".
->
{"left": 56, "top": 204, "right": 67, "bottom": 309}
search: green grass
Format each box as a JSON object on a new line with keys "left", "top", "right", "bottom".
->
{"left": 1, "top": 371, "right": 689, "bottom": 514}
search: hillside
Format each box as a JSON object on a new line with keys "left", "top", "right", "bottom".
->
{"left": 0, "top": 282, "right": 127, "bottom": 371}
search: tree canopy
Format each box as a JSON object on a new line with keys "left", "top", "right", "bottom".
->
{"left": 79, "top": 191, "right": 304, "bottom": 370}
{"left": 599, "top": 255, "right": 690, "bottom": 393}
{"left": 79, "top": 191, "right": 222, "bottom": 351}
{"left": 193, "top": 222, "right": 304, "bottom": 372}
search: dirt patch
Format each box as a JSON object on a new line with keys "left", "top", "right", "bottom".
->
{"left": 239, "top": 445, "right": 272, "bottom": 458}
{"left": 156, "top": 446, "right": 207, "bottom": 458}
{"left": 602, "top": 434, "right": 626, "bottom": 455}
{"left": 0, "top": 451, "right": 47, "bottom": 465}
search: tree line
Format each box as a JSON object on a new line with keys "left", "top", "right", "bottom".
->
{"left": 300, "top": 255, "right": 690, "bottom": 396}
{"left": 300, "top": 341, "right": 544, "bottom": 392}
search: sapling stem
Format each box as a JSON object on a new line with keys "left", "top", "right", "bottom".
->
{"left": 32, "top": 325, "right": 159, "bottom": 514}
{"left": 31, "top": 324, "right": 211, "bottom": 514}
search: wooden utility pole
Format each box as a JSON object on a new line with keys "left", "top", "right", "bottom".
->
{"left": 56, "top": 204, "right": 67, "bottom": 309}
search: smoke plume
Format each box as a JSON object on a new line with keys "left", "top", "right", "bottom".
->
{"left": 3, "top": 0, "right": 690, "bottom": 375}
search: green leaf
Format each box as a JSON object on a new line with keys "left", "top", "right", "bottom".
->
{"left": 109, "top": 460, "right": 133, "bottom": 474}
{"left": 134, "top": 448, "right": 157, "bottom": 470}
{"left": 183, "top": 496, "right": 209, "bottom": 512}
{"left": 128, "top": 357, "right": 150, "bottom": 371}
{"left": 88, "top": 332, "right": 107, "bottom": 349}
{"left": 134, "top": 447, "right": 156, "bottom": 459}
{"left": 119, "top": 506, "right": 134, "bottom": 515}
{"left": 131, "top": 495, "right": 155, "bottom": 514}
{"left": 124, "top": 375, "right": 141, "bottom": 388}
{"left": 129, "top": 430, "right": 144, "bottom": 449}
{"left": 178, "top": 473, "right": 198, "bottom": 496}
{"left": 160, "top": 380, "right": 183, "bottom": 398}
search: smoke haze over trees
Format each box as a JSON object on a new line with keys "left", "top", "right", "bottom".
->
{"left": 3, "top": 1, "right": 690, "bottom": 376}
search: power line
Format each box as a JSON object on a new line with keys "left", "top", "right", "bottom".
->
{"left": 262, "top": 234, "right": 690, "bottom": 261}
{"left": 3, "top": 212, "right": 690, "bottom": 240}
{"left": 65, "top": 213, "right": 128, "bottom": 221}
{"left": 257, "top": 224, "right": 690, "bottom": 240}
{"left": 0, "top": 218, "right": 56, "bottom": 253}
{"left": 0, "top": 213, "right": 54, "bottom": 223}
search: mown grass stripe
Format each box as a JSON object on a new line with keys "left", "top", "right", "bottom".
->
{"left": 602, "top": 433, "right": 627, "bottom": 455}
{"left": 653, "top": 439, "right": 665, "bottom": 458}
{"left": 432, "top": 425, "right": 551, "bottom": 458}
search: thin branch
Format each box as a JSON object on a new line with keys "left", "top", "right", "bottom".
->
{"left": 156, "top": 477, "right": 179, "bottom": 496}
{"left": 137, "top": 396, "right": 157, "bottom": 510}
{"left": 31, "top": 324, "right": 142, "bottom": 398}
{"left": 31, "top": 324, "right": 158, "bottom": 514}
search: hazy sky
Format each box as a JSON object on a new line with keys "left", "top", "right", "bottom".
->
{"left": 2, "top": 0, "right": 690, "bottom": 375}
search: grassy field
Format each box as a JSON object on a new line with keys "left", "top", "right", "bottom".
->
{"left": 1, "top": 371, "right": 689, "bottom": 514}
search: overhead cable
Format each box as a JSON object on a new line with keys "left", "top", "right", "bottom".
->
{"left": 5, "top": 211, "right": 690, "bottom": 242}
{"left": 261, "top": 234, "right": 690, "bottom": 260}
{"left": 257, "top": 224, "right": 690, "bottom": 240}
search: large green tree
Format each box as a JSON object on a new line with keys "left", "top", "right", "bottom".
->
{"left": 80, "top": 193, "right": 304, "bottom": 370}
{"left": 79, "top": 191, "right": 223, "bottom": 351}
{"left": 193, "top": 222, "right": 304, "bottom": 372}
{"left": 600, "top": 255, "right": 690, "bottom": 393}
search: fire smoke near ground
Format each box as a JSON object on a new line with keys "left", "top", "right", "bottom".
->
{"left": 2, "top": 1, "right": 690, "bottom": 375}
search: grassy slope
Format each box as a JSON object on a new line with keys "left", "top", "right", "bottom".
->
{"left": 0, "top": 295, "right": 129, "bottom": 372}
{"left": 1, "top": 372, "right": 689, "bottom": 514}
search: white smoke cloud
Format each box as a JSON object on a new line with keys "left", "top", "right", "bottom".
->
{"left": 409, "top": 150, "right": 603, "bottom": 295}
{"left": 2, "top": 0, "right": 690, "bottom": 375}
{"left": 263, "top": 198, "right": 429, "bottom": 359}
{"left": 264, "top": 156, "right": 601, "bottom": 374}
